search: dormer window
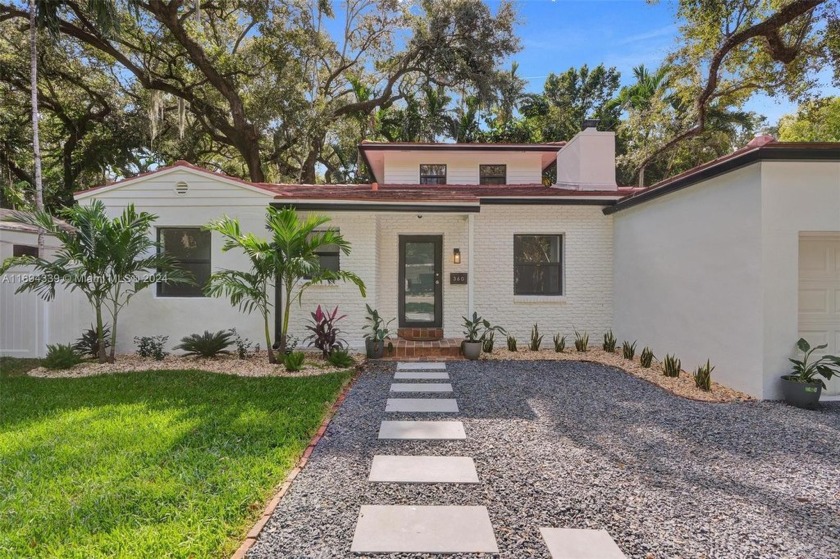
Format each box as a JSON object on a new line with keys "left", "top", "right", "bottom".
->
{"left": 480, "top": 165, "right": 506, "bottom": 185}
{"left": 419, "top": 164, "right": 447, "bottom": 185}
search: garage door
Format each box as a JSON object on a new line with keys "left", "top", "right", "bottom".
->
{"left": 798, "top": 235, "right": 840, "bottom": 396}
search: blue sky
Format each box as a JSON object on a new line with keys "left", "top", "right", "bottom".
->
{"left": 495, "top": 0, "right": 838, "bottom": 125}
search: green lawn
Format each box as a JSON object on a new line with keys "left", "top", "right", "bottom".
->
{"left": 0, "top": 368, "right": 352, "bottom": 558}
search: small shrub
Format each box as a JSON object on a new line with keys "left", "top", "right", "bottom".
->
{"left": 74, "top": 324, "right": 111, "bottom": 358}
{"left": 640, "top": 347, "right": 654, "bottom": 368}
{"left": 280, "top": 335, "right": 298, "bottom": 355}
{"left": 622, "top": 340, "right": 637, "bottom": 360}
{"left": 174, "top": 330, "right": 234, "bottom": 358}
{"left": 507, "top": 335, "right": 517, "bottom": 352}
{"left": 553, "top": 333, "right": 566, "bottom": 353}
{"left": 529, "top": 323, "right": 543, "bottom": 351}
{"left": 603, "top": 330, "right": 616, "bottom": 353}
{"left": 230, "top": 328, "right": 253, "bottom": 359}
{"left": 305, "top": 305, "right": 347, "bottom": 357}
{"left": 327, "top": 349, "right": 355, "bottom": 368}
{"left": 134, "top": 335, "right": 169, "bottom": 360}
{"left": 694, "top": 360, "right": 714, "bottom": 391}
{"left": 483, "top": 331, "right": 495, "bottom": 353}
{"left": 663, "top": 354, "right": 681, "bottom": 378}
{"left": 574, "top": 329, "right": 589, "bottom": 352}
{"left": 44, "top": 343, "right": 83, "bottom": 370}
{"left": 283, "top": 351, "right": 305, "bottom": 372}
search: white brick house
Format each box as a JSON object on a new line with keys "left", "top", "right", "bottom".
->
{"left": 2, "top": 127, "right": 839, "bottom": 400}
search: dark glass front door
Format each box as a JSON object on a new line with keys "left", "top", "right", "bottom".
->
{"left": 399, "top": 235, "right": 443, "bottom": 327}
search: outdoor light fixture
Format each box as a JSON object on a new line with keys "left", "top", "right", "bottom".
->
{"left": 453, "top": 248, "right": 461, "bottom": 264}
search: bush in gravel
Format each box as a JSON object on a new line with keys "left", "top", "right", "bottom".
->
{"left": 305, "top": 305, "right": 347, "bottom": 357}
{"left": 284, "top": 351, "right": 306, "bottom": 372}
{"left": 529, "top": 324, "right": 543, "bottom": 351}
{"left": 603, "top": 330, "right": 617, "bottom": 352}
{"left": 135, "top": 336, "right": 169, "bottom": 360}
{"left": 663, "top": 354, "right": 681, "bottom": 377}
{"left": 44, "top": 343, "right": 83, "bottom": 370}
{"left": 327, "top": 349, "right": 355, "bottom": 368}
{"left": 507, "top": 335, "right": 517, "bottom": 352}
{"left": 74, "top": 324, "right": 111, "bottom": 358}
{"left": 175, "top": 330, "right": 235, "bottom": 358}
{"left": 483, "top": 331, "right": 495, "bottom": 353}
{"left": 553, "top": 334, "right": 566, "bottom": 353}
{"left": 640, "top": 347, "right": 654, "bottom": 368}
{"left": 230, "top": 328, "right": 253, "bottom": 359}
{"left": 622, "top": 340, "right": 637, "bottom": 360}
{"left": 694, "top": 360, "right": 714, "bottom": 390}
{"left": 574, "top": 329, "right": 589, "bottom": 352}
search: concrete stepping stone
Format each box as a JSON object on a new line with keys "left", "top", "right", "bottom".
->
{"left": 378, "top": 420, "right": 466, "bottom": 440}
{"left": 397, "top": 362, "right": 447, "bottom": 371}
{"left": 351, "top": 505, "right": 498, "bottom": 553}
{"left": 540, "top": 528, "right": 626, "bottom": 559}
{"left": 390, "top": 383, "right": 453, "bottom": 393}
{"left": 394, "top": 371, "right": 450, "bottom": 380}
{"left": 385, "top": 398, "right": 458, "bottom": 413}
{"left": 369, "top": 455, "right": 479, "bottom": 483}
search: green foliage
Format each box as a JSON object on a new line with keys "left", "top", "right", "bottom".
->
{"left": 174, "top": 330, "right": 235, "bottom": 359}
{"left": 0, "top": 370, "right": 350, "bottom": 557}
{"left": 74, "top": 324, "right": 111, "bottom": 358}
{"left": 640, "top": 347, "right": 655, "bottom": 368}
{"left": 622, "top": 340, "right": 637, "bottom": 360}
{"left": 327, "top": 349, "right": 355, "bottom": 368}
{"left": 483, "top": 331, "right": 495, "bottom": 353}
{"left": 507, "top": 335, "right": 517, "bottom": 352}
{"left": 553, "top": 334, "right": 566, "bottom": 353}
{"left": 134, "top": 336, "right": 168, "bottom": 361}
{"left": 205, "top": 207, "right": 365, "bottom": 364}
{"left": 778, "top": 97, "right": 840, "bottom": 142}
{"left": 574, "top": 329, "right": 589, "bottom": 352}
{"left": 363, "top": 304, "right": 394, "bottom": 342}
{"left": 663, "top": 354, "right": 681, "bottom": 378}
{"left": 694, "top": 360, "right": 714, "bottom": 391}
{"left": 603, "top": 330, "right": 617, "bottom": 352}
{"left": 44, "top": 343, "right": 83, "bottom": 370}
{"left": 462, "top": 312, "right": 506, "bottom": 343}
{"left": 787, "top": 338, "right": 840, "bottom": 389}
{"left": 230, "top": 329, "right": 253, "bottom": 360}
{"left": 305, "top": 305, "right": 348, "bottom": 357}
{"left": 529, "top": 323, "right": 543, "bottom": 351}
{"left": 283, "top": 351, "right": 306, "bottom": 372}
{"left": 0, "top": 201, "right": 191, "bottom": 363}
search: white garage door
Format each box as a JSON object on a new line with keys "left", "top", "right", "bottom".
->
{"left": 798, "top": 235, "right": 840, "bottom": 396}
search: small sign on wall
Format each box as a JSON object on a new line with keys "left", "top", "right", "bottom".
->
{"left": 450, "top": 273, "right": 468, "bottom": 285}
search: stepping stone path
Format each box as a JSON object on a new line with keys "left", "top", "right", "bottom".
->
{"left": 350, "top": 361, "right": 627, "bottom": 556}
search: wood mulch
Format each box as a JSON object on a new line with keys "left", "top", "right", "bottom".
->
{"left": 481, "top": 347, "right": 753, "bottom": 403}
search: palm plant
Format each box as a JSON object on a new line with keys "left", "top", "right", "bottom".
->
{"left": 0, "top": 201, "right": 191, "bottom": 362}
{"left": 205, "top": 206, "right": 365, "bottom": 364}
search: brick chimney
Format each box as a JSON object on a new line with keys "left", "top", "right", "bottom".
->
{"left": 554, "top": 125, "right": 617, "bottom": 191}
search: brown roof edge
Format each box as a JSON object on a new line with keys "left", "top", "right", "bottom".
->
{"left": 358, "top": 142, "right": 566, "bottom": 152}
{"left": 603, "top": 143, "right": 840, "bottom": 215}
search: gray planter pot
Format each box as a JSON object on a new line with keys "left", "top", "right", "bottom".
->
{"left": 366, "top": 339, "right": 385, "bottom": 359}
{"left": 463, "top": 341, "right": 482, "bottom": 360}
{"left": 780, "top": 375, "right": 822, "bottom": 409}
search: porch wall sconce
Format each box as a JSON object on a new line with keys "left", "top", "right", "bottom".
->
{"left": 453, "top": 248, "right": 461, "bottom": 264}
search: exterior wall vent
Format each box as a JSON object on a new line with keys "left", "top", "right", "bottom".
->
{"left": 174, "top": 181, "right": 189, "bottom": 195}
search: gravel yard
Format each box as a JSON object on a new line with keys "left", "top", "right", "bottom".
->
{"left": 248, "top": 360, "right": 840, "bottom": 559}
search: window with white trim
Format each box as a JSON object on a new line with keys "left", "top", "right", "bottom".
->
{"left": 513, "top": 234, "right": 563, "bottom": 295}
{"left": 157, "top": 228, "right": 211, "bottom": 297}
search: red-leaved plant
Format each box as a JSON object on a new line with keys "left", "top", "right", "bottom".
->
{"left": 305, "top": 305, "right": 348, "bottom": 357}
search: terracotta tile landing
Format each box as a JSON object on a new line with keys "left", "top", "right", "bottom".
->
{"left": 376, "top": 338, "right": 463, "bottom": 360}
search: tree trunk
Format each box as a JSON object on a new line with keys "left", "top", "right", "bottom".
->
{"left": 95, "top": 303, "right": 106, "bottom": 364}
{"left": 28, "top": 0, "right": 44, "bottom": 254}
{"left": 263, "top": 311, "right": 276, "bottom": 364}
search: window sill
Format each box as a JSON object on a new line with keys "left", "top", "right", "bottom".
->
{"left": 513, "top": 295, "right": 566, "bottom": 304}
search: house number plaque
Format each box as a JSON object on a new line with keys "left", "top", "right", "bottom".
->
{"left": 450, "top": 273, "right": 468, "bottom": 285}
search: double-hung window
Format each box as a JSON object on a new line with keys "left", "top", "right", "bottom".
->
{"left": 419, "top": 164, "right": 447, "bottom": 185}
{"left": 513, "top": 234, "right": 563, "bottom": 295}
{"left": 479, "top": 164, "right": 506, "bottom": 185}
{"left": 157, "top": 227, "right": 211, "bottom": 297}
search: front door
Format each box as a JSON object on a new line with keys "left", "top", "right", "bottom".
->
{"left": 399, "top": 235, "right": 443, "bottom": 327}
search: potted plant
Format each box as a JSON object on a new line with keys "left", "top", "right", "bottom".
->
{"left": 781, "top": 338, "right": 840, "bottom": 409}
{"left": 363, "top": 304, "right": 394, "bottom": 359}
{"left": 461, "top": 312, "right": 506, "bottom": 360}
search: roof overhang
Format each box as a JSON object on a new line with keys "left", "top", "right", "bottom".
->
{"left": 272, "top": 200, "right": 481, "bottom": 213}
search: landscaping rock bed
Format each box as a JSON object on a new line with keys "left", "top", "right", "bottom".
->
{"left": 248, "top": 360, "right": 840, "bottom": 559}
{"left": 27, "top": 350, "right": 360, "bottom": 378}
{"left": 482, "top": 348, "right": 752, "bottom": 402}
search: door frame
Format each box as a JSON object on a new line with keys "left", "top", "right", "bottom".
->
{"left": 398, "top": 235, "right": 443, "bottom": 328}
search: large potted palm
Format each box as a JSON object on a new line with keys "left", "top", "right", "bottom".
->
{"left": 462, "top": 312, "right": 505, "bottom": 360}
{"left": 781, "top": 338, "right": 840, "bottom": 409}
